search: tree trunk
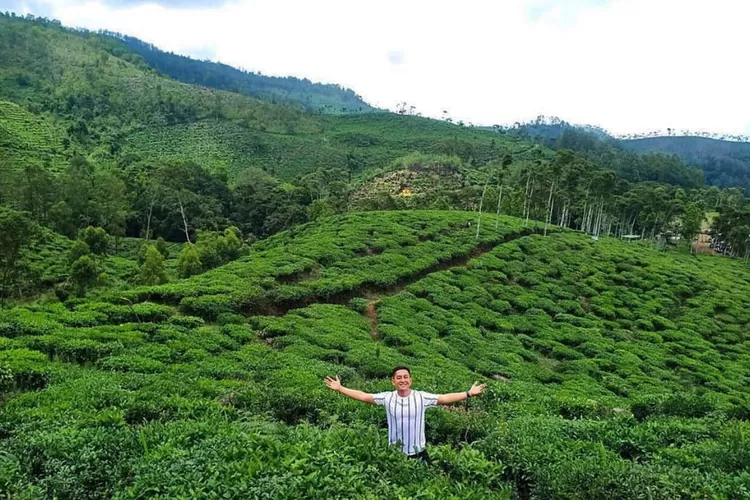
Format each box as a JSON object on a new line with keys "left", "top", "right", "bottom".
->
{"left": 177, "top": 192, "right": 192, "bottom": 244}
{"left": 476, "top": 169, "right": 493, "bottom": 240}
{"left": 525, "top": 182, "right": 535, "bottom": 228}
{"left": 494, "top": 184, "right": 504, "bottom": 231}
{"left": 146, "top": 198, "right": 155, "bottom": 241}
{"left": 545, "top": 196, "right": 554, "bottom": 236}
{"left": 0, "top": 268, "right": 9, "bottom": 303}
{"left": 523, "top": 172, "right": 531, "bottom": 224}
{"left": 544, "top": 180, "right": 555, "bottom": 236}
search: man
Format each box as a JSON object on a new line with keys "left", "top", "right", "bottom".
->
{"left": 324, "top": 365, "right": 487, "bottom": 461}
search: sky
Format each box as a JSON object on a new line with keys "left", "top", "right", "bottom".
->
{"left": 3, "top": 0, "right": 749, "bottom": 137}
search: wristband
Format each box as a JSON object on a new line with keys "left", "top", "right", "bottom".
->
{"left": 466, "top": 390, "right": 471, "bottom": 399}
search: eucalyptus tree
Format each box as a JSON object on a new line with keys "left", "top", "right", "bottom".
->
{"left": 494, "top": 153, "right": 513, "bottom": 230}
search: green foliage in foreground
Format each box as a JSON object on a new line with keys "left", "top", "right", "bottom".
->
{"left": 0, "top": 211, "right": 749, "bottom": 498}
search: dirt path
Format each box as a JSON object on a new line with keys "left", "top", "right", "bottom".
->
{"left": 248, "top": 227, "right": 549, "bottom": 333}
{"left": 364, "top": 301, "right": 379, "bottom": 340}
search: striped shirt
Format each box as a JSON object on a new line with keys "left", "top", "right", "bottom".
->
{"left": 372, "top": 390, "right": 439, "bottom": 454}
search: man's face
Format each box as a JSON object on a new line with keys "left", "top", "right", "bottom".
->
{"left": 392, "top": 369, "right": 412, "bottom": 391}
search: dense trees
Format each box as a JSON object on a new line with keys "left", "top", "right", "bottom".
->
{"left": 1, "top": 154, "right": 314, "bottom": 247}
{"left": 354, "top": 150, "right": 745, "bottom": 255}
{"left": 711, "top": 204, "right": 750, "bottom": 259}
{"left": 515, "top": 123, "right": 705, "bottom": 189}
{"left": 0, "top": 207, "right": 36, "bottom": 300}
{"left": 107, "top": 32, "right": 373, "bottom": 114}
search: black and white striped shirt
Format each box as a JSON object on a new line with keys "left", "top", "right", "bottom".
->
{"left": 372, "top": 390, "right": 439, "bottom": 454}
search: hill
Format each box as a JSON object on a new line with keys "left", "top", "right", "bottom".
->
{"left": 1, "top": 211, "right": 749, "bottom": 498}
{"left": 621, "top": 136, "right": 750, "bottom": 192}
{"left": 511, "top": 118, "right": 750, "bottom": 192}
{"left": 0, "top": 13, "right": 527, "bottom": 183}
{"left": 0, "top": 99, "right": 66, "bottom": 172}
{"left": 104, "top": 31, "right": 375, "bottom": 114}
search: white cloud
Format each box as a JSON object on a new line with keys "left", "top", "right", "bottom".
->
{"left": 9, "top": 0, "right": 750, "bottom": 136}
{"left": 387, "top": 50, "right": 405, "bottom": 66}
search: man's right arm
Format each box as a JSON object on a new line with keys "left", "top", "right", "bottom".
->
{"left": 337, "top": 386, "right": 376, "bottom": 404}
{"left": 325, "top": 375, "right": 376, "bottom": 404}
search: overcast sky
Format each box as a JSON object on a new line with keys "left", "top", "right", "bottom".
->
{"left": 4, "top": 0, "right": 749, "bottom": 136}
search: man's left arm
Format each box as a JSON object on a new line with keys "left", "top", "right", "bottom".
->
{"left": 436, "top": 381, "right": 487, "bottom": 405}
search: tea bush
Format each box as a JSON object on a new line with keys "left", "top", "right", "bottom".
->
{"left": 1, "top": 211, "right": 749, "bottom": 498}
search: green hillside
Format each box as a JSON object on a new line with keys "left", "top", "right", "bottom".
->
{"left": 0, "top": 100, "right": 66, "bottom": 171}
{"left": 0, "top": 13, "right": 525, "bottom": 183}
{"left": 106, "top": 31, "right": 374, "bottom": 114}
{"left": 622, "top": 136, "right": 750, "bottom": 192}
{"left": 1, "top": 211, "right": 749, "bottom": 498}
{"left": 511, "top": 118, "right": 750, "bottom": 192}
{"left": 2, "top": 8, "right": 750, "bottom": 500}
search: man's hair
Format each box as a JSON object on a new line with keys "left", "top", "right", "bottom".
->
{"left": 391, "top": 365, "right": 411, "bottom": 378}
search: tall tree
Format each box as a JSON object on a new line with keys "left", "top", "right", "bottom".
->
{"left": 0, "top": 207, "right": 37, "bottom": 301}
{"left": 494, "top": 154, "right": 513, "bottom": 230}
{"left": 680, "top": 202, "right": 704, "bottom": 253}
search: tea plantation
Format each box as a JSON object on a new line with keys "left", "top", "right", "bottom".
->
{"left": 1, "top": 211, "right": 749, "bottom": 499}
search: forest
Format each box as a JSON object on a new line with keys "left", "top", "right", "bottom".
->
{"left": 511, "top": 116, "right": 750, "bottom": 193}
{"left": 1, "top": 11, "right": 749, "bottom": 500}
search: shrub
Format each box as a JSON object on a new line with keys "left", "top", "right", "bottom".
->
{"left": 68, "top": 240, "right": 91, "bottom": 263}
{"left": 0, "top": 349, "right": 50, "bottom": 390}
{"left": 168, "top": 315, "right": 205, "bottom": 329}
{"left": 178, "top": 244, "right": 202, "bottom": 278}
{"left": 0, "top": 362, "right": 12, "bottom": 392}
{"left": 78, "top": 226, "right": 110, "bottom": 255}
{"left": 348, "top": 297, "right": 368, "bottom": 313}
{"left": 97, "top": 355, "right": 165, "bottom": 373}
{"left": 155, "top": 237, "right": 170, "bottom": 259}
{"left": 70, "top": 255, "right": 100, "bottom": 297}
{"left": 138, "top": 245, "right": 168, "bottom": 285}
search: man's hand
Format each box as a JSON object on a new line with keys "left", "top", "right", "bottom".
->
{"left": 438, "top": 381, "right": 489, "bottom": 405}
{"left": 324, "top": 376, "right": 376, "bottom": 404}
{"left": 468, "top": 381, "right": 487, "bottom": 397}
{"left": 325, "top": 375, "right": 342, "bottom": 392}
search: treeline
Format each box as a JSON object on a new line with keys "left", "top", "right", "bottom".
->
{"left": 0, "top": 156, "right": 315, "bottom": 245}
{"left": 3, "top": 148, "right": 748, "bottom": 275}
{"left": 508, "top": 122, "right": 705, "bottom": 188}
{"left": 0, "top": 11, "right": 372, "bottom": 116}
{"left": 622, "top": 136, "right": 750, "bottom": 192}
{"left": 355, "top": 150, "right": 748, "bottom": 258}
{"left": 508, "top": 117, "right": 750, "bottom": 192}
{"left": 106, "top": 33, "right": 373, "bottom": 114}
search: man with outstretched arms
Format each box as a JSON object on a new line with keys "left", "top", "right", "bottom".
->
{"left": 325, "top": 365, "right": 487, "bottom": 461}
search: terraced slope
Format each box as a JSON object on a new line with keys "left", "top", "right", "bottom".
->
{"left": 0, "top": 100, "right": 66, "bottom": 171}
{"left": 1, "top": 14, "right": 531, "bottom": 182}
{"left": 115, "top": 211, "right": 538, "bottom": 317}
{"left": 1, "top": 211, "right": 749, "bottom": 499}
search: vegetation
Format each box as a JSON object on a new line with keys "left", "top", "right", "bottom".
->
{"left": 2, "top": 10, "right": 750, "bottom": 499}
{"left": 0, "top": 211, "right": 749, "bottom": 498}
{"left": 622, "top": 136, "right": 750, "bottom": 193}
{"left": 508, "top": 118, "right": 704, "bottom": 189}
{"left": 106, "top": 31, "right": 374, "bottom": 114}
{"left": 3, "top": 13, "right": 748, "bottom": 267}
{"left": 511, "top": 116, "right": 750, "bottom": 193}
